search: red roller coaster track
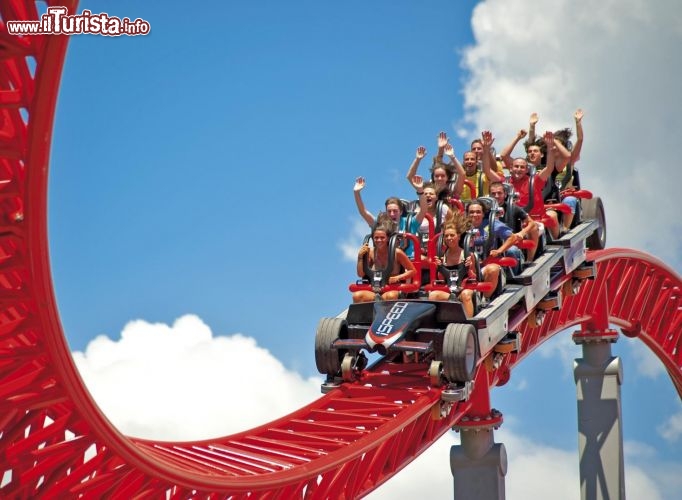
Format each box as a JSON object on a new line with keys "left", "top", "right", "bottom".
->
{"left": 0, "top": 1, "right": 681, "bottom": 497}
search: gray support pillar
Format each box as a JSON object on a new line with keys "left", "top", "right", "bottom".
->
{"left": 450, "top": 428, "right": 507, "bottom": 499}
{"left": 573, "top": 337, "right": 625, "bottom": 500}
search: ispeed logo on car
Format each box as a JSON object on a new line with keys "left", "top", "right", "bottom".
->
{"left": 374, "top": 302, "right": 409, "bottom": 336}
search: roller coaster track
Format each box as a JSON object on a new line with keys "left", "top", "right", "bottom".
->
{"left": 0, "top": 2, "right": 680, "bottom": 497}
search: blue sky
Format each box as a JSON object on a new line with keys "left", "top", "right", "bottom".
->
{"left": 49, "top": 1, "right": 681, "bottom": 498}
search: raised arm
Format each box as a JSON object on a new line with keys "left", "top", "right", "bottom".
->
{"left": 481, "top": 130, "right": 505, "bottom": 183}
{"left": 436, "top": 131, "right": 448, "bottom": 161}
{"left": 571, "top": 108, "right": 584, "bottom": 165}
{"left": 500, "top": 128, "right": 528, "bottom": 170}
{"left": 405, "top": 145, "right": 427, "bottom": 184}
{"left": 411, "top": 175, "right": 429, "bottom": 224}
{"left": 537, "top": 131, "right": 556, "bottom": 182}
{"left": 444, "top": 142, "right": 466, "bottom": 196}
{"left": 353, "top": 177, "right": 376, "bottom": 227}
{"left": 528, "top": 112, "right": 538, "bottom": 144}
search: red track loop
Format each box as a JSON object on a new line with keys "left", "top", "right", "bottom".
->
{"left": 0, "top": 3, "right": 681, "bottom": 497}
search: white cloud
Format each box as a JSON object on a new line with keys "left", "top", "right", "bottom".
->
{"left": 658, "top": 411, "right": 682, "bottom": 442}
{"left": 624, "top": 439, "right": 658, "bottom": 459}
{"left": 623, "top": 467, "right": 664, "bottom": 500}
{"left": 366, "top": 432, "right": 460, "bottom": 499}
{"left": 501, "top": 431, "right": 669, "bottom": 500}
{"left": 624, "top": 439, "right": 682, "bottom": 499}
{"left": 625, "top": 337, "right": 666, "bottom": 379}
{"left": 72, "top": 314, "right": 322, "bottom": 440}
{"left": 459, "top": 0, "right": 682, "bottom": 265}
{"left": 512, "top": 377, "right": 528, "bottom": 391}
{"left": 502, "top": 430, "right": 579, "bottom": 499}
{"left": 536, "top": 330, "right": 580, "bottom": 374}
{"left": 338, "top": 217, "right": 370, "bottom": 261}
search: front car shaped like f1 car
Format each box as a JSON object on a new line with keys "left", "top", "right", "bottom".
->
{"left": 315, "top": 298, "right": 479, "bottom": 389}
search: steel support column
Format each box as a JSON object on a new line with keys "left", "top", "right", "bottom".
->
{"left": 573, "top": 330, "right": 625, "bottom": 500}
{"left": 450, "top": 428, "right": 507, "bottom": 500}
{"left": 450, "top": 368, "right": 506, "bottom": 499}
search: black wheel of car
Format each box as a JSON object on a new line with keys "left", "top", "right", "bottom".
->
{"left": 581, "top": 196, "right": 606, "bottom": 250}
{"left": 315, "top": 317, "right": 347, "bottom": 376}
{"left": 442, "top": 323, "right": 478, "bottom": 382}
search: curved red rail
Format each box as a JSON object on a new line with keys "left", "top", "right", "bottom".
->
{"left": 0, "top": 2, "right": 681, "bottom": 497}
